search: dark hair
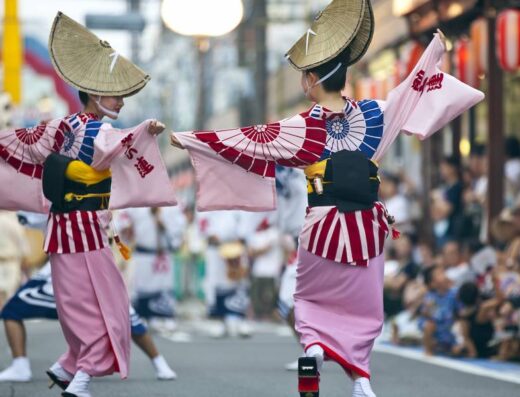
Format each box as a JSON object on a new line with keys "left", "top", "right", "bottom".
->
{"left": 505, "top": 136, "right": 520, "bottom": 158}
{"left": 458, "top": 282, "right": 479, "bottom": 306}
{"left": 78, "top": 91, "right": 90, "bottom": 106}
{"left": 306, "top": 47, "right": 350, "bottom": 92}
{"left": 470, "top": 143, "right": 486, "bottom": 157}
{"left": 423, "top": 265, "right": 438, "bottom": 287}
{"left": 442, "top": 155, "right": 461, "bottom": 169}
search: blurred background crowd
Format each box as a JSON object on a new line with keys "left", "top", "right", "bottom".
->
{"left": 1, "top": 0, "right": 520, "bottom": 368}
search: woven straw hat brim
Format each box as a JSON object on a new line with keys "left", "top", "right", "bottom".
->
{"left": 49, "top": 12, "right": 150, "bottom": 97}
{"left": 219, "top": 242, "right": 245, "bottom": 259}
{"left": 285, "top": 0, "right": 374, "bottom": 71}
{"left": 344, "top": 0, "right": 374, "bottom": 66}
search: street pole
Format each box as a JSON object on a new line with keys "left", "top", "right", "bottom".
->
{"left": 128, "top": 0, "right": 140, "bottom": 63}
{"left": 196, "top": 39, "right": 210, "bottom": 131}
{"left": 253, "top": 0, "right": 267, "bottom": 123}
{"left": 485, "top": 0, "right": 505, "bottom": 239}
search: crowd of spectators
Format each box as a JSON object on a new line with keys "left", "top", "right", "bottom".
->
{"left": 383, "top": 138, "right": 520, "bottom": 362}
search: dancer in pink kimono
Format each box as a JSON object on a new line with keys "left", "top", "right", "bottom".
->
{"left": 0, "top": 13, "right": 176, "bottom": 397}
{"left": 170, "top": 1, "right": 484, "bottom": 396}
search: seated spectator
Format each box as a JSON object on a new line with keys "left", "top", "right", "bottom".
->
{"left": 384, "top": 235, "right": 421, "bottom": 318}
{"left": 492, "top": 237, "right": 520, "bottom": 361}
{"left": 441, "top": 240, "right": 474, "bottom": 288}
{"left": 420, "top": 265, "right": 462, "bottom": 356}
{"left": 457, "top": 281, "right": 499, "bottom": 358}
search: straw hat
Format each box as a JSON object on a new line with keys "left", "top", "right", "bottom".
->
{"left": 48, "top": 12, "right": 150, "bottom": 97}
{"left": 285, "top": 0, "right": 374, "bottom": 71}
{"left": 219, "top": 241, "right": 245, "bottom": 260}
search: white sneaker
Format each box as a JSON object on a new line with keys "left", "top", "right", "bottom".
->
{"left": 0, "top": 357, "right": 32, "bottom": 382}
{"left": 352, "top": 377, "right": 376, "bottom": 397}
{"left": 153, "top": 355, "right": 177, "bottom": 381}
{"left": 284, "top": 359, "right": 299, "bottom": 371}
{"left": 237, "top": 321, "right": 253, "bottom": 338}
{"left": 63, "top": 370, "right": 91, "bottom": 397}
{"left": 149, "top": 318, "right": 178, "bottom": 333}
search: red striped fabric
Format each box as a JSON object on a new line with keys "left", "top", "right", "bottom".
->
{"left": 44, "top": 211, "right": 108, "bottom": 254}
{"left": 300, "top": 202, "right": 389, "bottom": 267}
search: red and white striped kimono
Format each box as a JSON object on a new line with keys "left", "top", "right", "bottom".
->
{"left": 174, "top": 35, "right": 483, "bottom": 377}
{"left": 0, "top": 112, "right": 176, "bottom": 379}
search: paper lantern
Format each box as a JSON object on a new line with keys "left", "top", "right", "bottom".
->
{"left": 496, "top": 9, "right": 520, "bottom": 72}
{"left": 470, "top": 17, "right": 488, "bottom": 75}
{"left": 454, "top": 38, "right": 479, "bottom": 88}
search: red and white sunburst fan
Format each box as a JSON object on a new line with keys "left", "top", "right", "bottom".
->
{"left": 0, "top": 122, "right": 58, "bottom": 179}
{"left": 0, "top": 120, "right": 76, "bottom": 178}
{"left": 194, "top": 113, "right": 326, "bottom": 178}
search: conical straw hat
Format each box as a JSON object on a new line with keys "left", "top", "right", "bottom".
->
{"left": 49, "top": 12, "right": 150, "bottom": 97}
{"left": 286, "top": 0, "right": 374, "bottom": 71}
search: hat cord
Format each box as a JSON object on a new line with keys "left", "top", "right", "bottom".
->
{"left": 315, "top": 62, "right": 343, "bottom": 86}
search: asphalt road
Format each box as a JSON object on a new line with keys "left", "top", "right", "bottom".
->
{"left": 0, "top": 321, "right": 518, "bottom": 397}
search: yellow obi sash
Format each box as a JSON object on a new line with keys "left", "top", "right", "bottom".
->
{"left": 64, "top": 161, "right": 111, "bottom": 204}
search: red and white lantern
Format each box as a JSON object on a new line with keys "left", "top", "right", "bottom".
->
{"left": 497, "top": 9, "right": 520, "bottom": 72}
{"left": 372, "top": 79, "right": 387, "bottom": 99}
{"left": 355, "top": 77, "right": 374, "bottom": 100}
{"left": 454, "top": 37, "right": 479, "bottom": 88}
{"left": 470, "top": 17, "right": 488, "bottom": 75}
{"left": 401, "top": 41, "right": 425, "bottom": 75}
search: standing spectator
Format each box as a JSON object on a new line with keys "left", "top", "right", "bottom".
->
{"left": 463, "top": 144, "right": 487, "bottom": 242}
{"left": 505, "top": 137, "right": 520, "bottom": 206}
{"left": 431, "top": 156, "right": 464, "bottom": 248}
{"left": 0, "top": 211, "right": 29, "bottom": 308}
{"left": 121, "top": 207, "right": 186, "bottom": 333}
{"left": 183, "top": 207, "right": 206, "bottom": 300}
{"left": 247, "top": 212, "right": 284, "bottom": 320}
{"left": 380, "top": 172, "right": 413, "bottom": 234}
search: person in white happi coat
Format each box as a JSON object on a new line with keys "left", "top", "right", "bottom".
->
{"left": 119, "top": 207, "right": 186, "bottom": 332}
{"left": 275, "top": 166, "right": 308, "bottom": 370}
{"left": 198, "top": 210, "right": 254, "bottom": 336}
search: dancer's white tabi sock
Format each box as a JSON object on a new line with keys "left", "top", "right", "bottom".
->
{"left": 352, "top": 377, "right": 376, "bottom": 397}
{"left": 65, "top": 370, "right": 91, "bottom": 397}
{"left": 152, "top": 355, "right": 177, "bottom": 380}
{"left": 306, "top": 345, "right": 324, "bottom": 371}
{"left": 49, "top": 361, "right": 73, "bottom": 381}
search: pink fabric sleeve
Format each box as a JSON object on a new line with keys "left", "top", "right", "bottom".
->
{"left": 93, "top": 121, "right": 178, "bottom": 210}
{"left": 174, "top": 114, "right": 326, "bottom": 212}
{"left": 372, "top": 34, "right": 485, "bottom": 161}
{"left": 0, "top": 120, "right": 63, "bottom": 212}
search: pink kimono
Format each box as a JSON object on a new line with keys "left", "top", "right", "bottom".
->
{"left": 0, "top": 112, "right": 176, "bottom": 378}
{"left": 174, "top": 35, "right": 484, "bottom": 378}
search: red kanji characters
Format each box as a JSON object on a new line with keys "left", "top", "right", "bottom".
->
{"left": 134, "top": 156, "right": 154, "bottom": 178}
{"left": 121, "top": 133, "right": 137, "bottom": 159}
{"left": 426, "top": 73, "right": 444, "bottom": 92}
{"left": 412, "top": 70, "right": 427, "bottom": 92}
{"left": 412, "top": 70, "right": 444, "bottom": 93}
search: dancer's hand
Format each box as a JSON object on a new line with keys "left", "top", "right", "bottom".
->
{"left": 148, "top": 120, "right": 165, "bottom": 136}
{"left": 436, "top": 29, "right": 448, "bottom": 51}
{"left": 170, "top": 133, "right": 185, "bottom": 149}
